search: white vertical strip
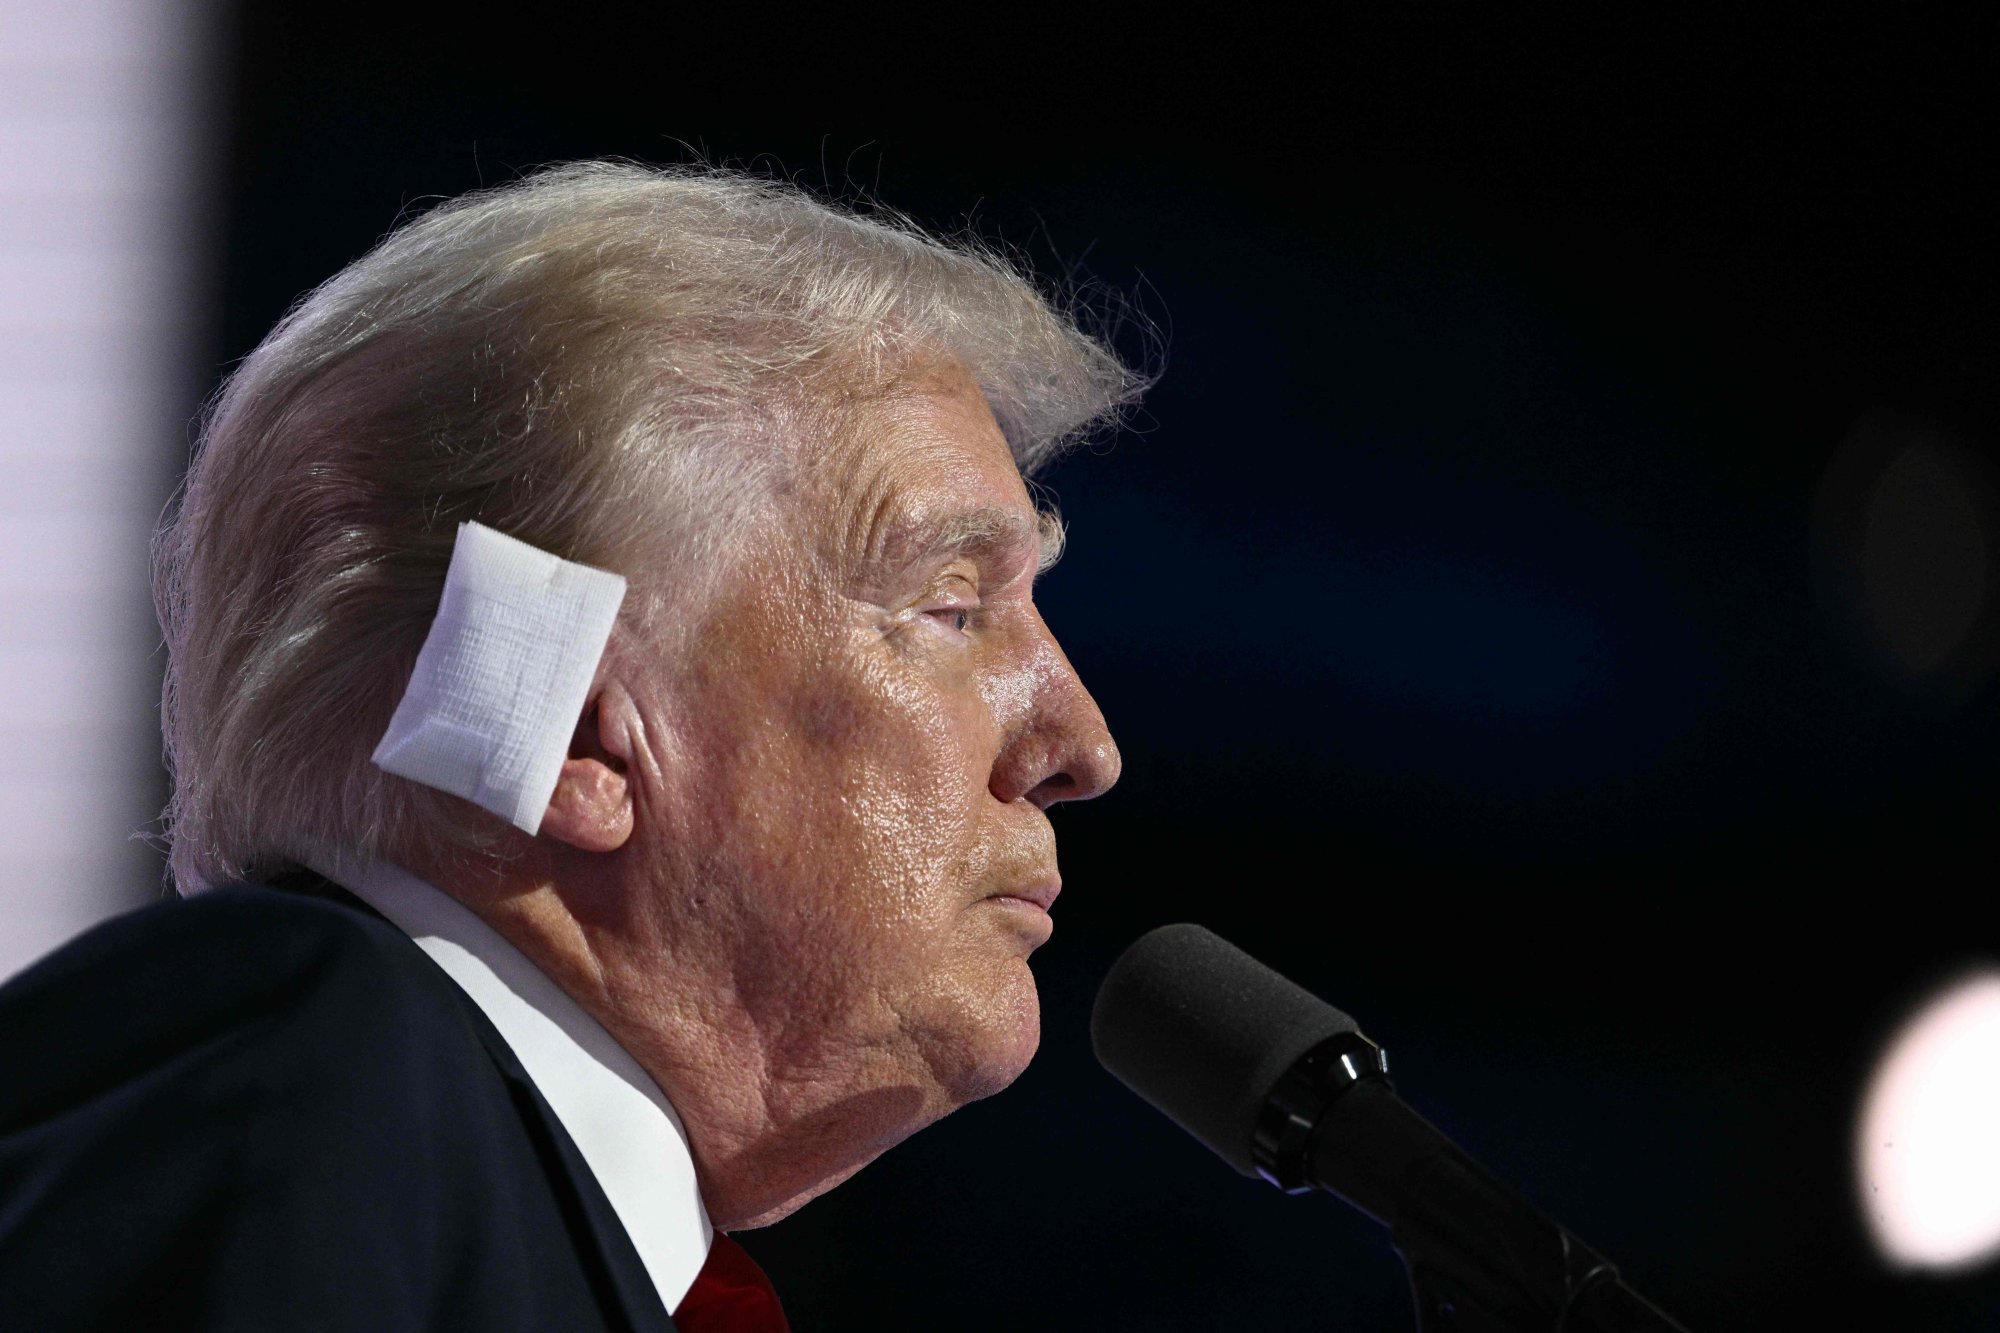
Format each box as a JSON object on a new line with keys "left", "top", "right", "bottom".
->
{"left": 0, "top": 0, "right": 218, "bottom": 978}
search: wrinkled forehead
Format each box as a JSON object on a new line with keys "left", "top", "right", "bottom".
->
{"left": 790, "top": 364, "right": 1041, "bottom": 574}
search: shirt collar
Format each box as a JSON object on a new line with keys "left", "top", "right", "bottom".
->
{"left": 309, "top": 855, "right": 714, "bottom": 1313}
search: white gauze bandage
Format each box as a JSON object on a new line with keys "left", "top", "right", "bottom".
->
{"left": 372, "top": 521, "right": 627, "bottom": 836}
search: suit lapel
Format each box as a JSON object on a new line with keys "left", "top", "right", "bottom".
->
{"left": 469, "top": 1005, "right": 681, "bottom": 1333}
{"left": 268, "top": 872, "right": 679, "bottom": 1333}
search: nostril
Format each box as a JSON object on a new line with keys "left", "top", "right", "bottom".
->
{"left": 1030, "top": 771, "right": 1079, "bottom": 807}
{"left": 1028, "top": 741, "right": 1118, "bottom": 807}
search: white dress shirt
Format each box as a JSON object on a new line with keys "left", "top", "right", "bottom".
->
{"left": 310, "top": 855, "right": 714, "bottom": 1314}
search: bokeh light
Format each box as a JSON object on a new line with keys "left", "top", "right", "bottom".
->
{"left": 1857, "top": 971, "right": 2000, "bottom": 1270}
{"left": 1814, "top": 414, "right": 2000, "bottom": 690}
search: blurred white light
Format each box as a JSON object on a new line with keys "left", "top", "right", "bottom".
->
{"left": 0, "top": 0, "right": 219, "bottom": 979}
{"left": 1857, "top": 971, "right": 2000, "bottom": 1270}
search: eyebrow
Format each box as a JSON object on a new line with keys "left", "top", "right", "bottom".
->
{"left": 877, "top": 504, "right": 1068, "bottom": 578}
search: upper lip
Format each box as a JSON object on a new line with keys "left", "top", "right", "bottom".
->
{"left": 992, "top": 879, "right": 1061, "bottom": 912}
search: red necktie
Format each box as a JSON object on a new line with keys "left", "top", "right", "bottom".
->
{"left": 673, "top": 1232, "right": 790, "bottom": 1332}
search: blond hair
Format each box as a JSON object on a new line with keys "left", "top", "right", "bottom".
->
{"left": 155, "top": 161, "right": 1143, "bottom": 892}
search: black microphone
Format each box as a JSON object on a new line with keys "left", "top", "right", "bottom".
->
{"left": 1091, "top": 924, "right": 1689, "bottom": 1333}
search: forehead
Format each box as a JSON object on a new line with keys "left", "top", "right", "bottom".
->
{"left": 804, "top": 365, "right": 1035, "bottom": 566}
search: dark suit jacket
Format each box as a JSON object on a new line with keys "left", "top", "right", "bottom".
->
{"left": 0, "top": 884, "right": 678, "bottom": 1332}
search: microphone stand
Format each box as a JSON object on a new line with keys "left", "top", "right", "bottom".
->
{"left": 1253, "top": 1035, "right": 1691, "bottom": 1333}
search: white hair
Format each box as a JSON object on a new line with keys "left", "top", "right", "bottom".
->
{"left": 155, "top": 160, "right": 1145, "bottom": 893}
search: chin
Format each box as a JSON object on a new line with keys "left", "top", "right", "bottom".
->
{"left": 932, "top": 957, "right": 1043, "bottom": 1106}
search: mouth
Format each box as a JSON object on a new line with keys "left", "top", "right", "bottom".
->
{"left": 987, "top": 879, "right": 1061, "bottom": 913}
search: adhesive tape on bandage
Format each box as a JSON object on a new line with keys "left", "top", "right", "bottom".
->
{"left": 372, "top": 521, "right": 626, "bottom": 836}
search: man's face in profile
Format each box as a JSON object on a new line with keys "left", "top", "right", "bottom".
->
{"left": 644, "top": 362, "right": 1119, "bottom": 1137}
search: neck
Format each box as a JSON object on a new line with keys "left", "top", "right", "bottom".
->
{"left": 409, "top": 840, "right": 946, "bottom": 1229}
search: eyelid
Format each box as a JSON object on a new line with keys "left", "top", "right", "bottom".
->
{"left": 901, "top": 573, "right": 980, "bottom": 640}
{"left": 916, "top": 569, "right": 979, "bottom": 607}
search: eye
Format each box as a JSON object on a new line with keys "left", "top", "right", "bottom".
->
{"left": 922, "top": 603, "right": 976, "bottom": 639}
{"left": 910, "top": 576, "right": 979, "bottom": 642}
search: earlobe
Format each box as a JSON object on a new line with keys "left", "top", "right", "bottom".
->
{"left": 540, "top": 755, "right": 634, "bottom": 851}
{"left": 537, "top": 689, "right": 637, "bottom": 853}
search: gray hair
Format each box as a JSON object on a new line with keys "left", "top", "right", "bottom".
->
{"left": 155, "top": 160, "right": 1145, "bottom": 893}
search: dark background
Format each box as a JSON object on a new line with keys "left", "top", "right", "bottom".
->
{"left": 211, "top": 7, "right": 2000, "bottom": 1328}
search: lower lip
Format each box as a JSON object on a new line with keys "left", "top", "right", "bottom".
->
{"left": 987, "top": 894, "right": 1051, "bottom": 913}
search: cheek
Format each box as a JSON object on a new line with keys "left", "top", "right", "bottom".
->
{"left": 808, "top": 661, "right": 996, "bottom": 917}
{"left": 705, "top": 643, "right": 997, "bottom": 938}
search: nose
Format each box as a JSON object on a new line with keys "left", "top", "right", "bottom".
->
{"left": 989, "top": 630, "right": 1122, "bottom": 810}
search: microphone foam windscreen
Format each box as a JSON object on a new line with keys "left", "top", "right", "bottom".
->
{"left": 1091, "top": 923, "right": 1358, "bottom": 1175}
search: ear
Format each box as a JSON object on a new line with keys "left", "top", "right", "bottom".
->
{"left": 538, "top": 682, "right": 638, "bottom": 853}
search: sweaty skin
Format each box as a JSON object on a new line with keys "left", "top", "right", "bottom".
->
{"left": 419, "top": 363, "right": 1120, "bottom": 1229}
